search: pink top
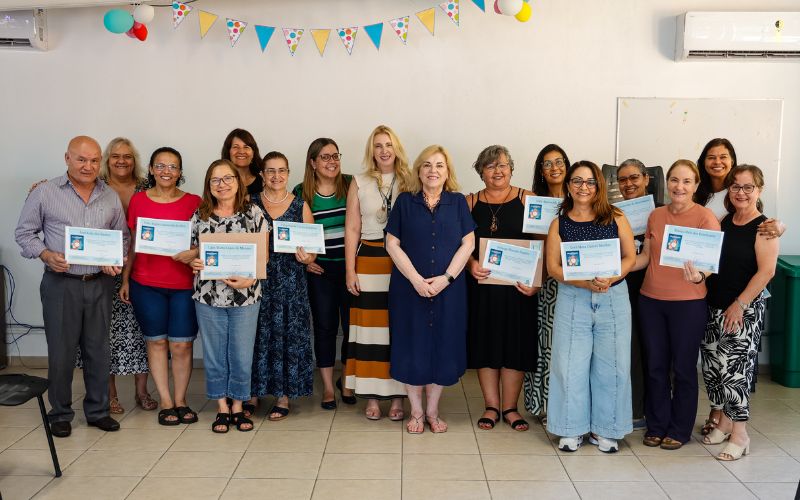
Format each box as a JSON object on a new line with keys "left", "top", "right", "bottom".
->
{"left": 128, "top": 191, "right": 202, "bottom": 289}
{"left": 640, "top": 204, "right": 721, "bottom": 301}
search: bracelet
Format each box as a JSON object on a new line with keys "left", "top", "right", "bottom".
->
{"left": 692, "top": 271, "right": 706, "bottom": 284}
{"left": 735, "top": 298, "right": 748, "bottom": 311}
{"left": 444, "top": 272, "right": 455, "bottom": 283}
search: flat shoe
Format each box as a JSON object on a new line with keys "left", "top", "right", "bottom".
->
{"left": 268, "top": 405, "right": 290, "bottom": 421}
{"left": 477, "top": 406, "right": 500, "bottom": 430}
{"left": 336, "top": 378, "right": 357, "bottom": 405}
{"left": 87, "top": 416, "right": 120, "bottom": 432}
{"left": 231, "top": 411, "right": 254, "bottom": 432}
{"left": 660, "top": 437, "right": 683, "bottom": 450}
{"left": 703, "top": 428, "right": 731, "bottom": 445}
{"left": 320, "top": 399, "right": 337, "bottom": 411}
{"left": 426, "top": 415, "right": 447, "bottom": 433}
{"left": 109, "top": 396, "right": 124, "bottom": 414}
{"left": 502, "top": 408, "right": 529, "bottom": 432}
{"left": 365, "top": 406, "right": 382, "bottom": 421}
{"left": 175, "top": 406, "right": 198, "bottom": 424}
{"left": 643, "top": 435, "right": 663, "bottom": 447}
{"left": 717, "top": 441, "right": 750, "bottom": 461}
{"left": 212, "top": 412, "right": 230, "bottom": 433}
{"left": 158, "top": 408, "right": 180, "bottom": 426}
{"left": 135, "top": 394, "right": 158, "bottom": 411}
{"left": 50, "top": 421, "right": 72, "bottom": 438}
{"left": 242, "top": 402, "right": 257, "bottom": 418}
{"left": 406, "top": 415, "right": 424, "bottom": 434}
{"left": 388, "top": 408, "right": 405, "bottom": 421}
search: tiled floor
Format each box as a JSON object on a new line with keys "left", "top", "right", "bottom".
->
{"left": 1, "top": 367, "right": 799, "bottom": 499}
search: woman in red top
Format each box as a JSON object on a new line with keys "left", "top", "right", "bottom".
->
{"left": 121, "top": 147, "right": 202, "bottom": 426}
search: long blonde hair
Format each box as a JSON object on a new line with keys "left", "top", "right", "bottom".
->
{"left": 410, "top": 145, "right": 460, "bottom": 193}
{"left": 362, "top": 125, "right": 412, "bottom": 193}
{"left": 100, "top": 137, "right": 146, "bottom": 184}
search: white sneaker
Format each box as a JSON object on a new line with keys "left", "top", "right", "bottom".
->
{"left": 558, "top": 435, "right": 583, "bottom": 452}
{"left": 588, "top": 434, "right": 619, "bottom": 453}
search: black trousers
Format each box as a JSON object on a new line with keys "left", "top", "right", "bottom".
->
{"left": 307, "top": 260, "right": 350, "bottom": 368}
{"left": 630, "top": 291, "right": 647, "bottom": 420}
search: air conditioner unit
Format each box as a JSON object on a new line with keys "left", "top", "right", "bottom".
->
{"left": 676, "top": 11, "right": 800, "bottom": 60}
{"left": 0, "top": 9, "right": 47, "bottom": 50}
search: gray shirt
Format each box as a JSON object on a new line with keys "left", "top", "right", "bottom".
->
{"left": 15, "top": 174, "right": 130, "bottom": 275}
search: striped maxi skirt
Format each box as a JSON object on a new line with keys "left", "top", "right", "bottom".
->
{"left": 344, "top": 239, "right": 406, "bottom": 399}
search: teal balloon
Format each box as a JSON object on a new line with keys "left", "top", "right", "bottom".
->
{"left": 104, "top": 9, "right": 134, "bottom": 34}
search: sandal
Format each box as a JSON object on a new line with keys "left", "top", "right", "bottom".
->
{"left": 231, "top": 412, "right": 254, "bottom": 432}
{"left": 406, "top": 415, "right": 424, "bottom": 434}
{"left": 268, "top": 405, "right": 290, "bottom": 422}
{"left": 701, "top": 417, "right": 719, "bottom": 436}
{"left": 242, "top": 402, "right": 257, "bottom": 418}
{"left": 337, "top": 378, "right": 357, "bottom": 405}
{"left": 643, "top": 435, "right": 663, "bottom": 447}
{"left": 717, "top": 440, "right": 750, "bottom": 461}
{"left": 158, "top": 408, "right": 180, "bottom": 426}
{"left": 703, "top": 428, "right": 731, "bottom": 445}
{"left": 426, "top": 415, "right": 448, "bottom": 433}
{"left": 502, "top": 408, "right": 529, "bottom": 432}
{"left": 109, "top": 396, "right": 124, "bottom": 415}
{"left": 175, "top": 406, "right": 198, "bottom": 424}
{"left": 659, "top": 437, "right": 683, "bottom": 450}
{"left": 388, "top": 407, "right": 405, "bottom": 422}
{"left": 135, "top": 393, "right": 158, "bottom": 411}
{"left": 477, "top": 407, "right": 500, "bottom": 430}
{"left": 212, "top": 412, "right": 231, "bottom": 433}
{"left": 365, "top": 405, "right": 382, "bottom": 421}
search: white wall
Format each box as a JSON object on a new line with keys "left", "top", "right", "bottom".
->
{"left": 2, "top": 0, "right": 799, "bottom": 357}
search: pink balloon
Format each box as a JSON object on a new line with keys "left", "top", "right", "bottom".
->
{"left": 494, "top": 0, "right": 502, "bottom": 14}
{"left": 125, "top": 27, "right": 136, "bottom": 38}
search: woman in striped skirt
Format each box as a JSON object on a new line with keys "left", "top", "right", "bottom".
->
{"left": 344, "top": 125, "right": 411, "bottom": 420}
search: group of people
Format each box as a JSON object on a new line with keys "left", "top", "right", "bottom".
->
{"left": 15, "top": 130, "right": 782, "bottom": 459}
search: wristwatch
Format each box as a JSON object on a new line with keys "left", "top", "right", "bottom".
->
{"left": 444, "top": 272, "right": 455, "bottom": 283}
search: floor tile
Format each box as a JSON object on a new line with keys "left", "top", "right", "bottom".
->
{"left": 639, "top": 455, "right": 737, "bottom": 482}
{"left": 402, "top": 454, "right": 485, "bottom": 480}
{"left": 127, "top": 477, "right": 226, "bottom": 500}
{"left": 402, "top": 479, "right": 490, "bottom": 500}
{"left": 325, "top": 430, "right": 401, "bottom": 454}
{"left": 311, "top": 479, "right": 400, "bottom": 500}
{"left": 169, "top": 428, "right": 255, "bottom": 452}
{"left": 233, "top": 451, "right": 322, "bottom": 479}
{"left": 0, "top": 408, "right": 45, "bottom": 429}
{"left": 625, "top": 435, "right": 712, "bottom": 457}
{"left": 481, "top": 454, "right": 568, "bottom": 481}
{"left": 744, "top": 482, "right": 800, "bottom": 499}
{"left": 560, "top": 455, "right": 652, "bottom": 482}
{"left": 32, "top": 475, "right": 140, "bottom": 500}
{"left": 0, "top": 449, "right": 82, "bottom": 476}
{"left": 90, "top": 427, "right": 182, "bottom": 452}
{"left": 0, "top": 427, "right": 34, "bottom": 451}
{"left": 0, "top": 475, "right": 52, "bottom": 500}
{"left": 317, "top": 453, "right": 401, "bottom": 479}
{"left": 64, "top": 450, "right": 162, "bottom": 476}
{"left": 222, "top": 479, "right": 315, "bottom": 500}
{"left": 550, "top": 433, "right": 634, "bottom": 456}
{"left": 572, "top": 481, "right": 668, "bottom": 499}
{"left": 148, "top": 451, "right": 243, "bottom": 478}
{"left": 331, "top": 410, "right": 401, "bottom": 432}
{"left": 11, "top": 427, "right": 104, "bottom": 452}
{"left": 402, "top": 429, "right": 479, "bottom": 454}
{"left": 247, "top": 429, "right": 328, "bottom": 453}
{"left": 488, "top": 480, "right": 580, "bottom": 499}
{"left": 721, "top": 456, "right": 800, "bottom": 482}
{"left": 476, "top": 430, "right": 554, "bottom": 454}
{"left": 658, "top": 481, "right": 757, "bottom": 499}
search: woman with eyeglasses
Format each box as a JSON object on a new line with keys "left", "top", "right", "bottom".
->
{"left": 545, "top": 161, "right": 636, "bottom": 453}
{"left": 221, "top": 128, "right": 264, "bottom": 195}
{"left": 293, "top": 138, "right": 355, "bottom": 410}
{"left": 632, "top": 159, "right": 720, "bottom": 450}
{"left": 122, "top": 147, "right": 202, "bottom": 426}
{"left": 700, "top": 165, "right": 778, "bottom": 460}
{"left": 523, "top": 144, "right": 571, "bottom": 422}
{"left": 190, "top": 160, "right": 267, "bottom": 433}
{"left": 466, "top": 145, "right": 539, "bottom": 433}
{"left": 250, "top": 151, "right": 316, "bottom": 422}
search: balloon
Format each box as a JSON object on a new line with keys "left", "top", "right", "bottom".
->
{"left": 103, "top": 9, "right": 134, "bottom": 34}
{"left": 515, "top": 2, "right": 532, "bottom": 22}
{"left": 493, "top": 0, "right": 502, "bottom": 14}
{"left": 133, "top": 4, "right": 155, "bottom": 24}
{"left": 125, "top": 27, "right": 137, "bottom": 38}
{"left": 132, "top": 22, "right": 148, "bottom": 41}
{"left": 497, "top": 0, "right": 523, "bottom": 15}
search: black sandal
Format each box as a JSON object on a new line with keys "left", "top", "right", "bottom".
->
{"left": 337, "top": 378, "right": 357, "bottom": 405}
{"left": 502, "top": 408, "right": 529, "bottom": 431}
{"left": 242, "top": 402, "right": 257, "bottom": 418}
{"left": 231, "top": 411, "right": 254, "bottom": 432}
{"left": 212, "top": 412, "right": 231, "bottom": 433}
{"left": 477, "top": 406, "right": 500, "bottom": 430}
{"left": 175, "top": 406, "right": 198, "bottom": 424}
{"left": 158, "top": 408, "right": 180, "bottom": 426}
{"left": 268, "top": 405, "right": 290, "bottom": 421}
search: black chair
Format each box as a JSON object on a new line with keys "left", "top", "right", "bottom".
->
{"left": 0, "top": 374, "right": 61, "bottom": 477}
{"left": 603, "top": 164, "right": 665, "bottom": 205}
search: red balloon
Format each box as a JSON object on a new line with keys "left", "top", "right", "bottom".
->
{"left": 132, "top": 21, "right": 148, "bottom": 41}
{"left": 494, "top": 0, "right": 502, "bottom": 14}
{"left": 125, "top": 27, "right": 136, "bottom": 38}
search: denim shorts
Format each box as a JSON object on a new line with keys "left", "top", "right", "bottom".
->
{"left": 129, "top": 279, "right": 198, "bottom": 342}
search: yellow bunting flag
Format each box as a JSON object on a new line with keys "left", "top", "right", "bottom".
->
{"left": 311, "top": 29, "right": 331, "bottom": 56}
{"left": 416, "top": 8, "right": 436, "bottom": 35}
{"left": 199, "top": 10, "right": 218, "bottom": 39}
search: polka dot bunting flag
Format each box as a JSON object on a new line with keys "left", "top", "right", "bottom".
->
{"left": 337, "top": 26, "right": 358, "bottom": 55}
{"left": 439, "top": 0, "right": 460, "bottom": 26}
{"left": 282, "top": 28, "right": 304, "bottom": 56}
{"left": 389, "top": 16, "right": 410, "bottom": 44}
{"left": 171, "top": 1, "right": 192, "bottom": 29}
{"left": 226, "top": 18, "right": 247, "bottom": 47}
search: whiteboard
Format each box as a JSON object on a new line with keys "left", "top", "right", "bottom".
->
{"left": 616, "top": 98, "right": 783, "bottom": 218}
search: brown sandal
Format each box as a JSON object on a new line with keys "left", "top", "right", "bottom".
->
{"left": 642, "top": 435, "right": 662, "bottom": 447}
{"left": 701, "top": 417, "right": 719, "bottom": 436}
{"left": 135, "top": 393, "right": 158, "bottom": 411}
{"left": 659, "top": 437, "right": 683, "bottom": 450}
{"left": 109, "top": 396, "right": 124, "bottom": 414}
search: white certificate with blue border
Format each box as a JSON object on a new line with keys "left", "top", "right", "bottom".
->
{"left": 613, "top": 194, "right": 655, "bottom": 236}
{"left": 64, "top": 226, "right": 124, "bottom": 267}
{"left": 482, "top": 240, "right": 542, "bottom": 286}
{"left": 560, "top": 238, "right": 621, "bottom": 281}
{"left": 134, "top": 217, "right": 191, "bottom": 256}
{"left": 199, "top": 242, "right": 257, "bottom": 280}
{"left": 273, "top": 221, "right": 326, "bottom": 254}
{"left": 659, "top": 225, "right": 724, "bottom": 273}
{"left": 522, "top": 196, "right": 561, "bottom": 235}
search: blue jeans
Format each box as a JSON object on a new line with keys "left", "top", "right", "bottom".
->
{"left": 195, "top": 301, "right": 260, "bottom": 401}
{"left": 129, "top": 279, "right": 198, "bottom": 342}
{"left": 547, "top": 281, "right": 633, "bottom": 439}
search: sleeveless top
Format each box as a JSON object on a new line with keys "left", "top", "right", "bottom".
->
{"left": 355, "top": 172, "right": 399, "bottom": 240}
{"left": 292, "top": 174, "right": 351, "bottom": 262}
{"left": 559, "top": 214, "right": 622, "bottom": 286}
{"left": 470, "top": 188, "right": 533, "bottom": 260}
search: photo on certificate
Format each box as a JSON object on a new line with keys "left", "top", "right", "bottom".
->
{"left": 277, "top": 227, "right": 290, "bottom": 241}
{"left": 70, "top": 235, "right": 84, "bottom": 251}
{"left": 140, "top": 226, "right": 155, "bottom": 241}
{"left": 488, "top": 249, "right": 503, "bottom": 265}
{"left": 666, "top": 234, "right": 682, "bottom": 252}
{"left": 204, "top": 251, "right": 219, "bottom": 267}
{"left": 528, "top": 203, "right": 542, "bottom": 220}
{"left": 565, "top": 251, "right": 581, "bottom": 267}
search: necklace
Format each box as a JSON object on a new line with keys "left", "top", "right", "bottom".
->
{"left": 423, "top": 191, "right": 441, "bottom": 211}
{"left": 376, "top": 175, "right": 396, "bottom": 224}
{"left": 482, "top": 186, "right": 513, "bottom": 233}
{"left": 263, "top": 190, "right": 289, "bottom": 204}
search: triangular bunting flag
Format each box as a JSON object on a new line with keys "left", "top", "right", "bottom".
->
{"left": 172, "top": 1, "right": 192, "bottom": 29}
{"left": 416, "top": 8, "right": 436, "bottom": 36}
{"left": 254, "top": 25, "right": 275, "bottom": 52}
{"left": 440, "top": 0, "right": 460, "bottom": 26}
{"left": 198, "top": 11, "right": 218, "bottom": 39}
{"left": 389, "top": 16, "right": 410, "bottom": 44}
{"left": 282, "top": 28, "right": 304, "bottom": 56}
{"left": 226, "top": 18, "right": 247, "bottom": 47}
{"left": 364, "top": 22, "right": 383, "bottom": 50}
{"left": 471, "top": 0, "right": 486, "bottom": 12}
{"left": 337, "top": 27, "right": 358, "bottom": 55}
{"left": 311, "top": 29, "right": 331, "bottom": 56}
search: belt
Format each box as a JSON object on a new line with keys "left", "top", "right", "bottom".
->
{"left": 47, "top": 269, "right": 103, "bottom": 281}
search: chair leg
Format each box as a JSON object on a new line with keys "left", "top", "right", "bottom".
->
{"left": 37, "top": 395, "right": 62, "bottom": 477}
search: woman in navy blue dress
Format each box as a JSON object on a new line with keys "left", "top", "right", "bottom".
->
{"left": 385, "top": 145, "right": 476, "bottom": 434}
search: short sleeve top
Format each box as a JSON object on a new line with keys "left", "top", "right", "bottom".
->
{"left": 356, "top": 172, "right": 400, "bottom": 240}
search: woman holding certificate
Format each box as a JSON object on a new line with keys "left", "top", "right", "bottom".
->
{"left": 221, "top": 128, "right": 264, "bottom": 196}
{"left": 545, "top": 160, "right": 636, "bottom": 453}
{"left": 634, "top": 159, "right": 720, "bottom": 450}
{"left": 191, "top": 160, "right": 267, "bottom": 433}
{"left": 385, "top": 145, "right": 475, "bottom": 433}
{"left": 344, "top": 125, "right": 410, "bottom": 420}
{"left": 524, "top": 144, "right": 571, "bottom": 422}
{"left": 123, "top": 147, "right": 202, "bottom": 426}
{"left": 466, "top": 145, "right": 539, "bottom": 433}
{"left": 701, "top": 165, "right": 778, "bottom": 460}
{"left": 250, "top": 151, "right": 316, "bottom": 422}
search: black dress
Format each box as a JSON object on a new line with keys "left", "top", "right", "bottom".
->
{"left": 467, "top": 189, "right": 539, "bottom": 371}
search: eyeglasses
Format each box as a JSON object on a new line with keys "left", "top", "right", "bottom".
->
{"left": 617, "top": 173, "right": 644, "bottom": 184}
{"left": 209, "top": 175, "right": 236, "bottom": 187}
{"left": 569, "top": 177, "right": 598, "bottom": 188}
{"left": 485, "top": 163, "right": 510, "bottom": 172}
{"left": 542, "top": 158, "right": 566, "bottom": 170}
{"left": 318, "top": 153, "right": 342, "bottom": 162}
{"left": 730, "top": 184, "right": 756, "bottom": 194}
{"left": 265, "top": 168, "right": 289, "bottom": 177}
{"left": 153, "top": 163, "right": 179, "bottom": 172}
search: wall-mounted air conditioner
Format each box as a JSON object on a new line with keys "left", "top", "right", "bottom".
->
{"left": 676, "top": 11, "right": 800, "bottom": 60}
{"left": 0, "top": 9, "right": 47, "bottom": 50}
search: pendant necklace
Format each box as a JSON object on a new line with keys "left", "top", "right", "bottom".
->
{"left": 482, "top": 186, "right": 513, "bottom": 233}
{"left": 376, "top": 175, "right": 396, "bottom": 224}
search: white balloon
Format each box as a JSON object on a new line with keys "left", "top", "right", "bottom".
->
{"left": 133, "top": 4, "right": 155, "bottom": 24}
{"left": 497, "top": 0, "right": 523, "bottom": 15}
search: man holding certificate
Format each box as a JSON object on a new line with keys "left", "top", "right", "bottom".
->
{"left": 14, "top": 136, "right": 130, "bottom": 437}
{"left": 544, "top": 161, "right": 636, "bottom": 453}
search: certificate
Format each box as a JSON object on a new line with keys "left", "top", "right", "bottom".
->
{"left": 522, "top": 196, "right": 561, "bottom": 235}
{"left": 64, "top": 226, "right": 124, "bottom": 267}
{"left": 134, "top": 217, "right": 191, "bottom": 256}
{"left": 199, "top": 242, "right": 257, "bottom": 280}
{"left": 273, "top": 221, "right": 326, "bottom": 254}
{"left": 659, "top": 224, "right": 724, "bottom": 273}
{"left": 561, "top": 238, "right": 621, "bottom": 281}
{"left": 613, "top": 194, "right": 655, "bottom": 236}
{"left": 481, "top": 240, "right": 542, "bottom": 287}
